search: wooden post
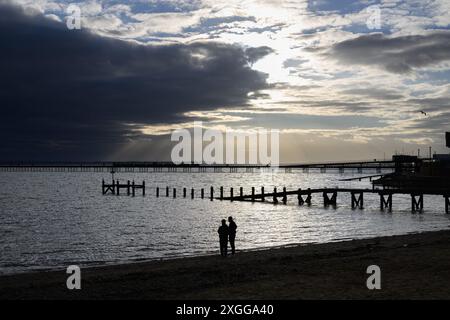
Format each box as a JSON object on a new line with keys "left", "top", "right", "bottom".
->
{"left": 173, "top": 188, "right": 176, "bottom": 198}
{"left": 220, "top": 186, "right": 223, "bottom": 200}
{"left": 116, "top": 180, "right": 120, "bottom": 196}
{"left": 156, "top": 187, "right": 159, "bottom": 198}
{"left": 191, "top": 188, "right": 194, "bottom": 199}
{"left": 102, "top": 179, "right": 105, "bottom": 195}
{"left": 380, "top": 193, "right": 392, "bottom": 211}
{"left": 112, "top": 179, "right": 116, "bottom": 195}
{"left": 273, "top": 187, "right": 278, "bottom": 204}
{"left": 351, "top": 192, "right": 363, "bottom": 209}
{"left": 230, "top": 188, "right": 233, "bottom": 202}
{"left": 306, "top": 189, "right": 312, "bottom": 205}
{"left": 183, "top": 188, "right": 187, "bottom": 198}
{"left": 323, "top": 191, "right": 337, "bottom": 206}
{"left": 411, "top": 194, "right": 423, "bottom": 213}
{"left": 166, "top": 186, "right": 169, "bottom": 197}
{"left": 127, "top": 180, "right": 131, "bottom": 196}
{"left": 282, "top": 187, "right": 287, "bottom": 204}
{"left": 132, "top": 181, "right": 135, "bottom": 197}
{"left": 261, "top": 186, "right": 265, "bottom": 202}
{"left": 142, "top": 181, "right": 145, "bottom": 196}
{"left": 240, "top": 187, "right": 243, "bottom": 199}
{"left": 201, "top": 188, "right": 204, "bottom": 199}
{"left": 210, "top": 186, "right": 214, "bottom": 201}
{"left": 445, "top": 195, "right": 449, "bottom": 214}
{"left": 251, "top": 187, "right": 255, "bottom": 202}
{"left": 297, "top": 188, "right": 304, "bottom": 205}
{"left": 323, "top": 192, "right": 328, "bottom": 206}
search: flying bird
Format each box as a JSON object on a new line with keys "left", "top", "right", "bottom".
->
{"left": 420, "top": 110, "right": 427, "bottom": 116}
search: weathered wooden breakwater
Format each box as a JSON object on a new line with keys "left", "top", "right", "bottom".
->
{"left": 102, "top": 180, "right": 145, "bottom": 196}
{"left": 101, "top": 181, "right": 450, "bottom": 214}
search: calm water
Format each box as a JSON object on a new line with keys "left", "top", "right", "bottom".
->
{"left": 1, "top": 170, "right": 450, "bottom": 275}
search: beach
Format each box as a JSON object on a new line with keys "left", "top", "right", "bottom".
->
{"left": 1, "top": 230, "right": 450, "bottom": 299}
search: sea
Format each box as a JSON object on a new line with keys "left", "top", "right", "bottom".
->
{"left": 1, "top": 169, "right": 449, "bottom": 275}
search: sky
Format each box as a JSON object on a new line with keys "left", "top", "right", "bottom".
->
{"left": 0, "top": 0, "right": 449, "bottom": 162}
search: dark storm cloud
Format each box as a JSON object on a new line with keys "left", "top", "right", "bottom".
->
{"left": 330, "top": 32, "right": 450, "bottom": 73}
{"left": 244, "top": 46, "right": 274, "bottom": 64}
{"left": 0, "top": 3, "right": 270, "bottom": 160}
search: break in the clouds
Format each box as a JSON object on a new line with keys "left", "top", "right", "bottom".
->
{"left": 2, "top": 0, "right": 450, "bottom": 161}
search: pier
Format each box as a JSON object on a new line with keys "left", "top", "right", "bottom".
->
{"left": 217, "top": 187, "right": 450, "bottom": 213}
{"left": 103, "top": 180, "right": 450, "bottom": 214}
{"left": 0, "top": 159, "right": 405, "bottom": 173}
{"left": 102, "top": 180, "right": 145, "bottom": 196}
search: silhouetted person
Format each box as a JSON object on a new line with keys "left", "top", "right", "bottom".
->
{"left": 218, "top": 219, "right": 229, "bottom": 257}
{"left": 228, "top": 216, "right": 237, "bottom": 255}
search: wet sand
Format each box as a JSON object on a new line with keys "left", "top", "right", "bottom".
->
{"left": 1, "top": 230, "right": 450, "bottom": 299}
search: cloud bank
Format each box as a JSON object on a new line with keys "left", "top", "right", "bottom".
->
{"left": 0, "top": 3, "right": 270, "bottom": 160}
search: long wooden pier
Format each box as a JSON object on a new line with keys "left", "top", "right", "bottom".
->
{"left": 0, "top": 160, "right": 402, "bottom": 173}
{"left": 103, "top": 180, "right": 450, "bottom": 214}
{"left": 217, "top": 187, "right": 450, "bottom": 213}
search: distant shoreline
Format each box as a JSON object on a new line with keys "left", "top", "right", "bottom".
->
{"left": 1, "top": 230, "right": 450, "bottom": 299}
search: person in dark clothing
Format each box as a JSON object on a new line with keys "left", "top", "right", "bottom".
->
{"left": 217, "top": 219, "right": 229, "bottom": 257}
{"left": 228, "top": 216, "right": 237, "bottom": 255}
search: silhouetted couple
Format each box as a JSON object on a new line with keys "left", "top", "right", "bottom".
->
{"left": 217, "top": 216, "right": 237, "bottom": 257}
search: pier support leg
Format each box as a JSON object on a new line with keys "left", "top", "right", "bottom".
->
{"left": 273, "top": 187, "right": 278, "bottom": 204}
{"left": 191, "top": 188, "right": 194, "bottom": 199}
{"left": 142, "top": 181, "right": 145, "bottom": 196}
{"left": 351, "top": 192, "right": 364, "bottom": 209}
{"left": 240, "top": 187, "right": 243, "bottom": 199}
{"left": 201, "top": 188, "right": 204, "bottom": 199}
{"left": 380, "top": 193, "right": 392, "bottom": 211}
{"left": 220, "top": 187, "right": 223, "bottom": 200}
{"left": 127, "top": 180, "right": 131, "bottom": 196}
{"left": 306, "top": 189, "right": 312, "bottom": 206}
{"left": 230, "top": 188, "right": 233, "bottom": 202}
{"left": 445, "top": 195, "right": 449, "bottom": 214}
{"left": 297, "top": 189, "right": 304, "bottom": 205}
{"left": 251, "top": 187, "right": 255, "bottom": 202}
{"left": 156, "top": 187, "right": 159, "bottom": 198}
{"left": 173, "top": 188, "right": 176, "bottom": 198}
{"left": 132, "top": 181, "right": 135, "bottom": 197}
{"left": 116, "top": 180, "right": 120, "bottom": 196}
{"left": 210, "top": 187, "right": 214, "bottom": 201}
{"left": 261, "top": 187, "right": 265, "bottom": 202}
{"left": 323, "top": 191, "right": 337, "bottom": 207}
{"left": 183, "top": 188, "right": 187, "bottom": 198}
{"left": 166, "top": 186, "right": 169, "bottom": 197}
{"left": 282, "top": 187, "right": 287, "bottom": 205}
{"left": 411, "top": 194, "right": 423, "bottom": 213}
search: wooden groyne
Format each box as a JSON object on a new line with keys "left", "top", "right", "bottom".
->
{"left": 102, "top": 181, "right": 450, "bottom": 214}
{"left": 217, "top": 187, "right": 448, "bottom": 213}
{"left": 102, "top": 180, "right": 145, "bottom": 196}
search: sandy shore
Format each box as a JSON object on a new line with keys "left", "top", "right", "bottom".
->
{"left": 1, "top": 230, "right": 450, "bottom": 299}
